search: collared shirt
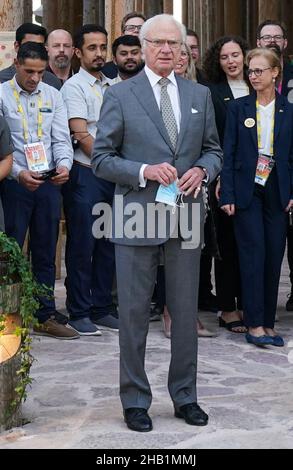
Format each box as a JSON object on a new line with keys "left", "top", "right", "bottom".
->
{"left": 111, "top": 75, "right": 123, "bottom": 85}
{"left": 139, "top": 66, "right": 181, "bottom": 187}
{"left": 0, "top": 64, "right": 62, "bottom": 90}
{"left": 258, "top": 99, "right": 275, "bottom": 156}
{"left": 61, "top": 67, "right": 113, "bottom": 167}
{"left": 0, "top": 76, "right": 73, "bottom": 180}
{"left": 144, "top": 65, "right": 181, "bottom": 131}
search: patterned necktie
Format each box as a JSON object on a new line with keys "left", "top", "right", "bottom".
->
{"left": 158, "top": 77, "right": 178, "bottom": 150}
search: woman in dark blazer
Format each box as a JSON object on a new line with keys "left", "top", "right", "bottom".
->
{"left": 203, "top": 36, "right": 250, "bottom": 333}
{"left": 220, "top": 48, "right": 293, "bottom": 346}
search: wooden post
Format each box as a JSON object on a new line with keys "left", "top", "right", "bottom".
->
{"left": 224, "top": 0, "right": 243, "bottom": 36}
{"left": 83, "top": 0, "right": 105, "bottom": 26}
{"left": 23, "top": 0, "right": 32, "bottom": 22}
{"left": 0, "top": 0, "right": 28, "bottom": 30}
{"left": 163, "top": 0, "right": 173, "bottom": 14}
{"left": 258, "top": 0, "right": 280, "bottom": 23}
{"left": 105, "top": 0, "right": 135, "bottom": 50}
{"left": 0, "top": 285, "right": 22, "bottom": 431}
{"left": 42, "top": 0, "right": 83, "bottom": 34}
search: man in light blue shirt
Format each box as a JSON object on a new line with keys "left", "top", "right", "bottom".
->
{"left": 0, "top": 42, "right": 77, "bottom": 340}
{"left": 61, "top": 25, "right": 117, "bottom": 336}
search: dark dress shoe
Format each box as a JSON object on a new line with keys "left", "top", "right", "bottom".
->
{"left": 124, "top": 408, "right": 153, "bottom": 432}
{"left": 175, "top": 403, "right": 208, "bottom": 426}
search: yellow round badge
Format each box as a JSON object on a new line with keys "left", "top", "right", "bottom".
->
{"left": 244, "top": 118, "right": 256, "bottom": 128}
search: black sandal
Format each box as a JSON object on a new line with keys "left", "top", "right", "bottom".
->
{"left": 219, "top": 316, "right": 247, "bottom": 333}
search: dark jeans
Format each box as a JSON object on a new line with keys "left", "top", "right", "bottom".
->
{"left": 2, "top": 179, "right": 61, "bottom": 322}
{"left": 63, "top": 163, "right": 115, "bottom": 320}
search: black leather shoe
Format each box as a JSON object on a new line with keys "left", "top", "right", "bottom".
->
{"left": 124, "top": 408, "right": 153, "bottom": 432}
{"left": 175, "top": 403, "right": 208, "bottom": 426}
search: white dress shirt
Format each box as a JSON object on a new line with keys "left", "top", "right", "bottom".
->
{"left": 258, "top": 100, "right": 275, "bottom": 156}
{"left": 139, "top": 65, "right": 181, "bottom": 187}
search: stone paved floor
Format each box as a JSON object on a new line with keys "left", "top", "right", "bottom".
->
{"left": 1, "top": 260, "right": 293, "bottom": 449}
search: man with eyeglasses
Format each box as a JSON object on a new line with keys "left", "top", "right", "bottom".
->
{"left": 257, "top": 20, "right": 293, "bottom": 96}
{"left": 257, "top": 20, "right": 293, "bottom": 312}
{"left": 92, "top": 14, "right": 222, "bottom": 432}
{"left": 103, "top": 12, "right": 146, "bottom": 79}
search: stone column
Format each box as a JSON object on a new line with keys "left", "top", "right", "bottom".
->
{"left": 42, "top": 0, "right": 83, "bottom": 34}
{"left": 0, "top": 0, "right": 30, "bottom": 30}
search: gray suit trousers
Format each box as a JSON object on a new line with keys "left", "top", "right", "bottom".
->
{"left": 116, "top": 236, "right": 202, "bottom": 410}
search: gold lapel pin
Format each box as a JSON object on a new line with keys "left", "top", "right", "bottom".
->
{"left": 244, "top": 118, "right": 256, "bottom": 128}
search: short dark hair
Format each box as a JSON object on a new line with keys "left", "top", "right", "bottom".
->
{"left": 16, "top": 23, "right": 47, "bottom": 44}
{"left": 17, "top": 42, "right": 48, "bottom": 63}
{"left": 121, "top": 12, "right": 146, "bottom": 33}
{"left": 74, "top": 24, "right": 108, "bottom": 50}
{"left": 112, "top": 35, "right": 141, "bottom": 57}
{"left": 186, "top": 29, "right": 199, "bottom": 43}
{"left": 256, "top": 20, "right": 287, "bottom": 39}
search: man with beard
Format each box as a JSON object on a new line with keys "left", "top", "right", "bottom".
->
{"left": 257, "top": 20, "right": 293, "bottom": 312}
{"left": 0, "top": 23, "right": 61, "bottom": 90}
{"left": 257, "top": 20, "right": 293, "bottom": 96}
{"left": 61, "top": 25, "right": 118, "bottom": 335}
{"left": 47, "top": 29, "right": 75, "bottom": 85}
{"left": 103, "top": 12, "right": 146, "bottom": 79}
{"left": 112, "top": 35, "right": 143, "bottom": 83}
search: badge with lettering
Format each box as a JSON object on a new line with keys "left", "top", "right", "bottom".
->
{"left": 244, "top": 118, "right": 256, "bottom": 128}
{"left": 24, "top": 142, "right": 49, "bottom": 172}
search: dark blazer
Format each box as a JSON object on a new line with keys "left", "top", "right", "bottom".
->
{"left": 220, "top": 92, "right": 293, "bottom": 210}
{"left": 281, "top": 61, "right": 293, "bottom": 97}
{"left": 209, "top": 80, "right": 234, "bottom": 146}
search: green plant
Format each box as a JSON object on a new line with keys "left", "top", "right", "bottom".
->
{"left": 0, "top": 232, "right": 50, "bottom": 415}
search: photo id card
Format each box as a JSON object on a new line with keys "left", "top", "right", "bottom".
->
{"left": 255, "top": 154, "right": 275, "bottom": 187}
{"left": 24, "top": 142, "right": 49, "bottom": 173}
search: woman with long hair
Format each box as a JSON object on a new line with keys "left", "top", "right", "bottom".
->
{"left": 203, "top": 36, "right": 250, "bottom": 333}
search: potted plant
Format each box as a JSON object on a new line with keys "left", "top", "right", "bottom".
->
{"left": 0, "top": 232, "right": 49, "bottom": 431}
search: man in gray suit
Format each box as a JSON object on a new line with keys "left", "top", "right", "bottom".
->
{"left": 92, "top": 14, "right": 222, "bottom": 432}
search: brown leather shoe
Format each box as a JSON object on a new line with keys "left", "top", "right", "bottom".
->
{"left": 33, "top": 318, "right": 80, "bottom": 340}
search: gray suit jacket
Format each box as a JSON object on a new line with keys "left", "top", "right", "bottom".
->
{"left": 91, "top": 70, "right": 222, "bottom": 245}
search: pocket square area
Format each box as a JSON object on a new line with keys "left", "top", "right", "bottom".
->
{"left": 191, "top": 108, "right": 198, "bottom": 114}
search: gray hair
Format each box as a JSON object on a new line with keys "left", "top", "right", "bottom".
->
{"left": 139, "top": 14, "right": 186, "bottom": 51}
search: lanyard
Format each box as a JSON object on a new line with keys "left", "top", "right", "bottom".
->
{"left": 10, "top": 80, "right": 43, "bottom": 143}
{"left": 256, "top": 100, "right": 275, "bottom": 156}
{"left": 91, "top": 83, "right": 104, "bottom": 103}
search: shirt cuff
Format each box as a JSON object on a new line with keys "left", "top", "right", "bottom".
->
{"left": 139, "top": 164, "right": 148, "bottom": 188}
{"left": 197, "top": 167, "right": 209, "bottom": 183}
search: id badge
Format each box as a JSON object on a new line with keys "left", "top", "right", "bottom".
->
{"left": 255, "top": 154, "right": 275, "bottom": 187}
{"left": 24, "top": 142, "right": 49, "bottom": 173}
